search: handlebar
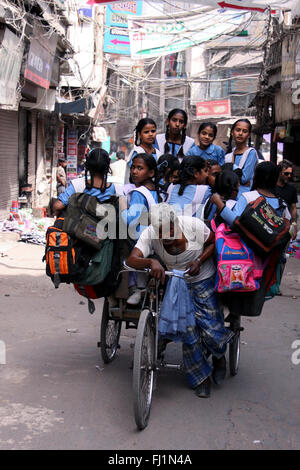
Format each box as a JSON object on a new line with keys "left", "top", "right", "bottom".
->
{"left": 121, "top": 261, "right": 189, "bottom": 279}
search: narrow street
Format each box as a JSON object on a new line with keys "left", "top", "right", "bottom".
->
{"left": 0, "top": 239, "right": 299, "bottom": 450}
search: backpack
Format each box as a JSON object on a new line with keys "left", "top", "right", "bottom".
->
{"left": 43, "top": 217, "right": 93, "bottom": 288}
{"left": 211, "top": 219, "right": 260, "bottom": 294}
{"left": 73, "top": 238, "right": 131, "bottom": 313}
{"left": 63, "top": 193, "right": 120, "bottom": 251}
{"left": 231, "top": 195, "right": 291, "bottom": 258}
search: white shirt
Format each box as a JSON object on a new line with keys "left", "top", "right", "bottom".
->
{"left": 135, "top": 215, "right": 215, "bottom": 283}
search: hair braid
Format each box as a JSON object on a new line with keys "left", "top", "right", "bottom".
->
{"left": 164, "top": 124, "right": 170, "bottom": 154}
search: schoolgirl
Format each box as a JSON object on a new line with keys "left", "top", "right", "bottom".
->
{"left": 124, "top": 118, "right": 163, "bottom": 184}
{"left": 121, "top": 153, "right": 162, "bottom": 304}
{"left": 203, "top": 170, "right": 240, "bottom": 226}
{"left": 187, "top": 122, "right": 225, "bottom": 166}
{"left": 167, "top": 155, "right": 211, "bottom": 218}
{"left": 53, "top": 148, "right": 115, "bottom": 215}
{"left": 155, "top": 109, "right": 194, "bottom": 161}
{"left": 157, "top": 153, "right": 180, "bottom": 192}
{"left": 224, "top": 119, "right": 258, "bottom": 197}
{"left": 211, "top": 161, "right": 291, "bottom": 226}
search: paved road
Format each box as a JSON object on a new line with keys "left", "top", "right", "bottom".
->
{"left": 0, "top": 242, "right": 299, "bottom": 450}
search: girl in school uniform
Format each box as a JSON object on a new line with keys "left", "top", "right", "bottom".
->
{"left": 224, "top": 119, "right": 258, "bottom": 198}
{"left": 167, "top": 155, "right": 211, "bottom": 218}
{"left": 120, "top": 153, "right": 162, "bottom": 304}
{"left": 53, "top": 148, "right": 115, "bottom": 215}
{"left": 155, "top": 109, "right": 194, "bottom": 162}
{"left": 187, "top": 122, "right": 225, "bottom": 166}
{"left": 125, "top": 118, "right": 163, "bottom": 184}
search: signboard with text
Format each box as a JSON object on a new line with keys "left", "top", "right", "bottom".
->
{"left": 196, "top": 99, "right": 231, "bottom": 117}
{"left": 24, "top": 23, "right": 57, "bottom": 89}
{"left": 67, "top": 129, "right": 78, "bottom": 180}
{"left": 103, "top": 1, "right": 142, "bottom": 55}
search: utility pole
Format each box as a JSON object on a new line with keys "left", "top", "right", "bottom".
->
{"left": 160, "top": 56, "right": 165, "bottom": 124}
{"left": 94, "top": 5, "right": 105, "bottom": 92}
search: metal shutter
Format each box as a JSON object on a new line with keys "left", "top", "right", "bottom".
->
{"left": 0, "top": 110, "right": 19, "bottom": 212}
{"left": 28, "top": 110, "right": 37, "bottom": 205}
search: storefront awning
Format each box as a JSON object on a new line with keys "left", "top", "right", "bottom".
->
{"left": 55, "top": 96, "right": 94, "bottom": 115}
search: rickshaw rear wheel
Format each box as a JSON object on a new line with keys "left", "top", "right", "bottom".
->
{"left": 100, "top": 298, "right": 122, "bottom": 364}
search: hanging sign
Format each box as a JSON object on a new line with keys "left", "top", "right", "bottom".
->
{"left": 0, "top": 26, "right": 24, "bottom": 109}
{"left": 103, "top": 1, "right": 142, "bottom": 55}
{"left": 128, "top": 9, "right": 252, "bottom": 58}
{"left": 88, "top": 0, "right": 278, "bottom": 13}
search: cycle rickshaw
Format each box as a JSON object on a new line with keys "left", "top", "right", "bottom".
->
{"left": 98, "top": 262, "right": 242, "bottom": 430}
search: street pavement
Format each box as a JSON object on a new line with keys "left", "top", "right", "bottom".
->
{"left": 0, "top": 238, "right": 299, "bottom": 450}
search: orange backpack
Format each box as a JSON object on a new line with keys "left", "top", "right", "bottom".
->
{"left": 44, "top": 217, "right": 92, "bottom": 288}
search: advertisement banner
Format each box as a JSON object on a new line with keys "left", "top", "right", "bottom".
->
{"left": 196, "top": 99, "right": 231, "bottom": 117}
{"left": 103, "top": 1, "right": 142, "bottom": 55}
{"left": 0, "top": 26, "right": 24, "bottom": 109}
{"left": 67, "top": 130, "right": 78, "bottom": 180}
{"left": 24, "top": 22, "right": 58, "bottom": 89}
{"left": 89, "top": 0, "right": 278, "bottom": 12}
{"left": 128, "top": 9, "right": 252, "bottom": 58}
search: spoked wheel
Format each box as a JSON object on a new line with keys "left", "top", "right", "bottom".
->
{"left": 229, "top": 317, "right": 242, "bottom": 376}
{"left": 100, "top": 298, "right": 122, "bottom": 364}
{"left": 133, "top": 309, "right": 155, "bottom": 430}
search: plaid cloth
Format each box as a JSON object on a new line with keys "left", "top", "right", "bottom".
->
{"left": 182, "top": 276, "right": 234, "bottom": 388}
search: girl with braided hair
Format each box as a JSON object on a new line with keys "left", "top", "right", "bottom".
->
{"left": 124, "top": 118, "right": 163, "bottom": 184}
{"left": 224, "top": 119, "right": 258, "bottom": 198}
{"left": 167, "top": 155, "right": 211, "bottom": 218}
{"left": 53, "top": 148, "right": 115, "bottom": 215}
{"left": 155, "top": 109, "right": 194, "bottom": 162}
{"left": 120, "top": 153, "right": 163, "bottom": 304}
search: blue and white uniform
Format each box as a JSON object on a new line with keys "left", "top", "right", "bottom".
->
{"left": 121, "top": 186, "right": 159, "bottom": 239}
{"left": 58, "top": 177, "right": 116, "bottom": 206}
{"left": 186, "top": 143, "right": 225, "bottom": 166}
{"left": 224, "top": 148, "right": 258, "bottom": 197}
{"left": 167, "top": 184, "right": 211, "bottom": 218}
{"left": 155, "top": 134, "right": 194, "bottom": 160}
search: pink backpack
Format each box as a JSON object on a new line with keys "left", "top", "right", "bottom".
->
{"left": 211, "top": 220, "right": 261, "bottom": 293}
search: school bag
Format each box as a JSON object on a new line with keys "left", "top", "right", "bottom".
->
{"left": 73, "top": 238, "right": 131, "bottom": 313}
{"left": 211, "top": 219, "right": 260, "bottom": 294}
{"left": 231, "top": 195, "right": 291, "bottom": 258}
{"left": 220, "top": 247, "right": 284, "bottom": 317}
{"left": 44, "top": 216, "right": 93, "bottom": 288}
{"left": 63, "top": 193, "right": 119, "bottom": 251}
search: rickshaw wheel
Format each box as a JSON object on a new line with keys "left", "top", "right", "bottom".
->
{"left": 100, "top": 298, "right": 122, "bottom": 364}
{"left": 133, "top": 309, "right": 155, "bottom": 430}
